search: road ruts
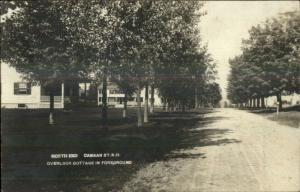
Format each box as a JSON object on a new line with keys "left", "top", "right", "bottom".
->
{"left": 122, "top": 108, "right": 300, "bottom": 192}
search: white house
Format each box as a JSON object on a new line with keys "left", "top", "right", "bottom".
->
{"left": 1, "top": 62, "right": 65, "bottom": 108}
{"left": 264, "top": 93, "right": 300, "bottom": 108}
{"left": 97, "top": 82, "right": 162, "bottom": 108}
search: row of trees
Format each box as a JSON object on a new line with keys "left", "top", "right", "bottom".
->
{"left": 1, "top": 1, "right": 221, "bottom": 127}
{"left": 228, "top": 11, "right": 300, "bottom": 110}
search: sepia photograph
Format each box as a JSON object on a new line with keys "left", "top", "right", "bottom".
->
{"left": 1, "top": 1, "right": 300, "bottom": 192}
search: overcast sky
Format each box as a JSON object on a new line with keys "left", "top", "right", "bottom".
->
{"left": 199, "top": 1, "right": 299, "bottom": 101}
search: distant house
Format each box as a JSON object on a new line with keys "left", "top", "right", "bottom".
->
{"left": 97, "top": 82, "right": 162, "bottom": 108}
{"left": 265, "top": 93, "right": 300, "bottom": 108}
{"left": 1, "top": 62, "right": 80, "bottom": 109}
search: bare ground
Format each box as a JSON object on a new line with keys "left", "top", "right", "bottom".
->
{"left": 122, "top": 108, "right": 300, "bottom": 192}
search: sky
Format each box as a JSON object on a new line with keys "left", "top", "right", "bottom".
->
{"left": 199, "top": 1, "right": 299, "bottom": 101}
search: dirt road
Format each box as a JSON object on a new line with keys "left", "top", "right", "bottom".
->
{"left": 123, "top": 108, "right": 300, "bottom": 192}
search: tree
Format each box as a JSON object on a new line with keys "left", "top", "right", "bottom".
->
{"left": 59, "top": 1, "right": 209, "bottom": 126}
{"left": 117, "top": 1, "right": 201, "bottom": 124}
{"left": 111, "top": 74, "right": 136, "bottom": 119}
{"left": 152, "top": 1, "right": 215, "bottom": 112}
{"left": 228, "top": 11, "right": 300, "bottom": 110}
{"left": 228, "top": 56, "right": 252, "bottom": 107}
{"left": 1, "top": 1, "right": 89, "bottom": 124}
{"left": 125, "top": 1, "right": 208, "bottom": 122}
{"left": 157, "top": 35, "right": 216, "bottom": 111}
{"left": 56, "top": 1, "right": 139, "bottom": 128}
{"left": 205, "top": 83, "right": 222, "bottom": 107}
{"left": 0, "top": 1, "right": 25, "bottom": 16}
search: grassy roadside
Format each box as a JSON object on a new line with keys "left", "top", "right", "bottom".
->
{"left": 250, "top": 105, "right": 300, "bottom": 128}
{"left": 265, "top": 111, "right": 300, "bottom": 128}
{"left": 2, "top": 107, "right": 217, "bottom": 192}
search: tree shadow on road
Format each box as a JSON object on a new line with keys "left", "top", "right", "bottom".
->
{"left": 2, "top": 108, "right": 240, "bottom": 192}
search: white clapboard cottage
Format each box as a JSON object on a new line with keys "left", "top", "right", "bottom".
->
{"left": 97, "top": 82, "right": 162, "bottom": 108}
{"left": 1, "top": 62, "right": 81, "bottom": 109}
{"left": 264, "top": 93, "right": 300, "bottom": 108}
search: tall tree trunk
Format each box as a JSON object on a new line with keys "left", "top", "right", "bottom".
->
{"left": 254, "top": 98, "right": 257, "bottom": 108}
{"left": 249, "top": 99, "right": 252, "bottom": 108}
{"left": 123, "top": 92, "right": 127, "bottom": 118}
{"left": 136, "top": 83, "right": 142, "bottom": 127}
{"left": 144, "top": 83, "right": 149, "bottom": 123}
{"left": 49, "top": 90, "right": 54, "bottom": 125}
{"left": 276, "top": 93, "right": 282, "bottom": 111}
{"left": 102, "top": 74, "right": 108, "bottom": 130}
{"left": 167, "top": 100, "right": 170, "bottom": 112}
{"left": 173, "top": 100, "right": 176, "bottom": 112}
{"left": 163, "top": 99, "right": 166, "bottom": 111}
{"left": 256, "top": 97, "right": 260, "bottom": 108}
{"left": 195, "top": 87, "right": 198, "bottom": 109}
{"left": 84, "top": 82, "right": 87, "bottom": 103}
{"left": 261, "top": 97, "right": 265, "bottom": 108}
{"left": 150, "top": 84, "right": 154, "bottom": 113}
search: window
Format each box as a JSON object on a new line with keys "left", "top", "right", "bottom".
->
{"left": 109, "top": 89, "right": 124, "bottom": 94}
{"left": 14, "top": 83, "right": 31, "bottom": 95}
{"left": 18, "top": 104, "right": 27, "bottom": 108}
{"left": 117, "top": 97, "right": 123, "bottom": 104}
{"left": 108, "top": 97, "right": 117, "bottom": 102}
{"left": 128, "top": 97, "right": 135, "bottom": 101}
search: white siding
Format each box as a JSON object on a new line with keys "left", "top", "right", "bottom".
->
{"left": 265, "top": 93, "right": 300, "bottom": 107}
{"left": 97, "top": 84, "right": 162, "bottom": 108}
{"left": 1, "top": 62, "right": 41, "bottom": 108}
{"left": 1, "top": 62, "right": 64, "bottom": 109}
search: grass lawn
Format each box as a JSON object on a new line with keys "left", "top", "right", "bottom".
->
{"left": 1, "top": 107, "right": 224, "bottom": 192}
{"left": 265, "top": 111, "right": 300, "bottom": 128}
{"left": 250, "top": 105, "right": 300, "bottom": 128}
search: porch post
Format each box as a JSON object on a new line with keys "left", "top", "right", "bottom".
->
{"left": 97, "top": 86, "right": 99, "bottom": 106}
{"left": 61, "top": 82, "right": 64, "bottom": 109}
